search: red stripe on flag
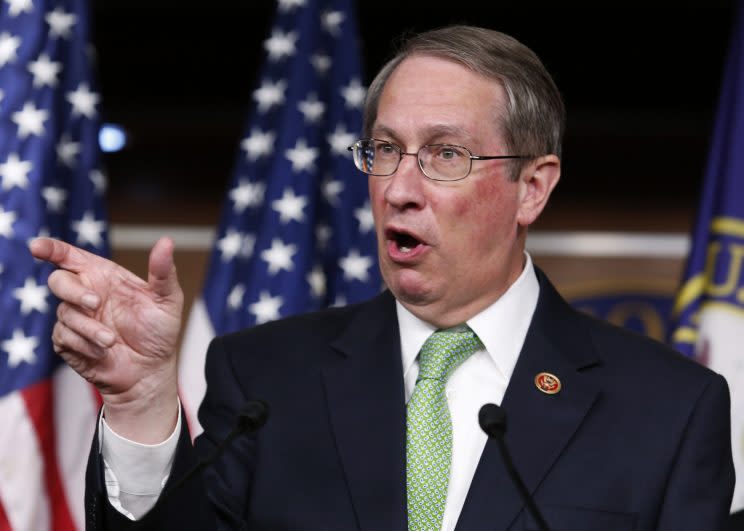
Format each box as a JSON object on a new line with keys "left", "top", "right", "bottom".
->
{"left": 0, "top": 494, "right": 11, "bottom": 531}
{"left": 21, "top": 380, "right": 77, "bottom": 531}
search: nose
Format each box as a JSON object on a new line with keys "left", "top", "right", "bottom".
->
{"left": 383, "top": 152, "right": 426, "bottom": 210}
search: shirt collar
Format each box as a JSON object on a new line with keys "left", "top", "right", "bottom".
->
{"left": 397, "top": 253, "right": 540, "bottom": 381}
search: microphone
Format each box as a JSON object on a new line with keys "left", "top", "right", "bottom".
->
{"left": 479, "top": 403, "right": 550, "bottom": 531}
{"left": 162, "top": 400, "right": 269, "bottom": 498}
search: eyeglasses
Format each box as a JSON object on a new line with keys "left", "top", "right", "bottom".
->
{"left": 347, "top": 138, "right": 531, "bottom": 182}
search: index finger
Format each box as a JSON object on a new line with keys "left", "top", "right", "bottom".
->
{"left": 29, "top": 238, "right": 101, "bottom": 273}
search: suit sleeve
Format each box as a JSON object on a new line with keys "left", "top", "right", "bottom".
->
{"left": 84, "top": 336, "right": 255, "bottom": 530}
{"left": 655, "top": 372, "right": 735, "bottom": 531}
{"left": 85, "top": 406, "right": 223, "bottom": 530}
{"left": 191, "top": 334, "right": 259, "bottom": 528}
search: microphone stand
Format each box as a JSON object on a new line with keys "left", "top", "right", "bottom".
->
{"left": 479, "top": 403, "right": 550, "bottom": 531}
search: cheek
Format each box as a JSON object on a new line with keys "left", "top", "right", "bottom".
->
{"left": 453, "top": 178, "right": 517, "bottom": 232}
{"left": 369, "top": 181, "right": 385, "bottom": 219}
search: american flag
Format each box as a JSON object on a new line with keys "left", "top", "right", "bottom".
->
{"left": 0, "top": 0, "right": 107, "bottom": 529}
{"left": 179, "top": 0, "right": 380, "bottom": 436}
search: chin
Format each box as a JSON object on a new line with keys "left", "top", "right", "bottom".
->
{"left": 384, "top": 269, "right": 436, "bottom": 306}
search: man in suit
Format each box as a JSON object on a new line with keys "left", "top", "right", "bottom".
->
{"left": 31, "top": 26, "right": 734, "bottom": 530}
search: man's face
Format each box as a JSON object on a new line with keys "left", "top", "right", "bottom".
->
{"left": 369, "top": 55, "right": 534, "bottom": 327}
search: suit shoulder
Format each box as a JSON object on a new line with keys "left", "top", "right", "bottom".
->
{"left": 578, "top": 310, "right": 724, "bottom": 388}
{"left": 208, "top": 291, "right": 393, "bottom": 368}
{"left": 220, "top": 296, "right": 373, "bottom": 343}
{"left": 533, "top": 268, "right": 719, "bottom": 387}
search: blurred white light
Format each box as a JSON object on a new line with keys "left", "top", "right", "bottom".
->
{"left": 99, "top": 123, "right": 127, "bottom": 152}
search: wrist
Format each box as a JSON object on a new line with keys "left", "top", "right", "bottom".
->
{"left": 103, "top": 367, "right": 180, "bottom": 444}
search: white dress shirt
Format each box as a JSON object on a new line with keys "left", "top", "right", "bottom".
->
{"left": 102, "top": 254, "right": 539, "bottom": 527}
{"left": 397, "top": 254, "right": 538, "bottom": 530}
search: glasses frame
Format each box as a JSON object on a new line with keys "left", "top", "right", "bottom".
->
{"left": 347, "top": 138, "right": 532, "bottom": 182}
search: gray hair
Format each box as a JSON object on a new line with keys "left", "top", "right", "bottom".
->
{"left": 363, "top": 25, "right": 565, "bottom": 180}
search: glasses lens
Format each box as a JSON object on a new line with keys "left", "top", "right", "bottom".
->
{"left": 353, "top": 140, "right": 399, "bottom": 176}
{"left": 420, "top": 144, "right": 470, "bottom": 181}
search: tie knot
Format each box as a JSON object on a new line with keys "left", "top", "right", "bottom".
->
{"left": 418, "top": 326, "right": 483, "bottom": 382}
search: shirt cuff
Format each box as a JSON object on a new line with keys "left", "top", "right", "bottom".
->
{"left": 99, "top": 401, "right": 181, "bottom": 519}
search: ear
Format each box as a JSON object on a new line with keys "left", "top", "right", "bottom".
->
{"left": 516, "top": 154, "right": 561, "bottom": 227}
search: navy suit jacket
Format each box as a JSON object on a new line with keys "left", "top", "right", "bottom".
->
{"left": 85, "top": 269, "right": 735, "bottom": 530}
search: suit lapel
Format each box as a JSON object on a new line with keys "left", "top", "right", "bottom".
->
{"left": 456, "top": 271, "right": 601, "bottom": 530}
{"left": 322, "top": 291, "right": 408, "bottom": 531}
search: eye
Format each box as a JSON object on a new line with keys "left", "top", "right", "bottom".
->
{"left": 440, "top": 148, "right": 456, "bottom": 160}
{"left": 377, "top": 142, "right": 397, "bottom": 155}
{"left": 434, "top": 145, "right": 466, "bottom": 161}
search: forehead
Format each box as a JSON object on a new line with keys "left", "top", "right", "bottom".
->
{"left": 373, "top": 55, "right": 506, "bottom": 145}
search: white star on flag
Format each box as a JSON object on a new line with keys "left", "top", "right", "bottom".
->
{"left": 322, "top": 176, "right": 344, "bottom": 206}
{"left": 298, "top": 94, "right": 326, "bottom": 123}
{"left": 339, "top": 249, "right": 373, "bottom": 282}
{"left": 241, "top": 128, "right": 276, "bottom": 161}
{"left": 354, "top": 201, "right": 375, "bottom": 233}
{"left": 321, "top": 10, "right": 345, "bottom": 36}
{"left": 0, "top": 32, "right": 21, "bottom": 68}
{"left": 253, "top": 79, "right": 287, "bottom": 113}
{"left": 261, "top": 238, "right": 297, "bottom": 275}
{"left": 341, "top": 78, "right": 366, "bottom": 109}
{"left": 272, "top": 188, "right": 308, "bottom": 224}
{"left": 6, "top": 0, "right": 33, "bottom": 17}
{"left": 0, "top": 206, "right": 18, "bottom": 238}
{"left": 311, "top": 53, "right": 332, "bottom": 76}
{"left": 264, "top": 29, "right": 298, "bottom": 62}
{"left": 2, "top": 329, "right": 38, "bottom": 368}
{"left": 327, "top": 123, "right": 356, "bottom": 156}
{"left": 229, "top": 179, "right": 265, "bottom": 213}
{"left": 0, "top": 153, "right": 32, "bottom": 191}
{"left": 249, "top": 291, "right": 283, "bottom": 324}
{"left": 12, "top": 102, "right": 48, "bottom": 139}
{"left": 28, "top": 53, "right": 62, "bottom": 88}
{"left": 71, "top": 211, "right": 105, "bottom": 247}
{"left": 277, "top": 0, "right": 306, "bottom": 12}
{"left": 66, "top": 83, "right": 99, "bottom": 118}
{"left": 90, "top": 169, "right": 108, "bottom": 193}
{"left": 45, "top": 7, "right": 77, "bottom": 39}
{"left": 57, "top": 135, "right": 81, "bottom": 167}
{"left": 307, "top": 265, "right": 326, "bottom": 298}
{"left": 217, "top": 229, "right": 246, "bottom": 262}
{"left": 42, "top": 186, "right": 67, "bottom": 212}
{"left": 227, "top": 284, "right": 246, "bottom": 310}
{"left": 285, "top": 138, "right": 318, "bottom": 173}
{"left": 13, "top": 277, "right": 49, "bottom": 315}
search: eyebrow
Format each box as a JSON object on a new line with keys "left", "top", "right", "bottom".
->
{"left": 371, "top": 123, "right": 477, "bottom": 147}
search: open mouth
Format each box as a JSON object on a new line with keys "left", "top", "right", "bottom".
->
{"left": 386, "top": 229, "right": 423, "bottom": 254}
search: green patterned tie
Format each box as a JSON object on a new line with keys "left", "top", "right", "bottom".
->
{"left": 406, "top": 326, "right": 483, "bottom": 531}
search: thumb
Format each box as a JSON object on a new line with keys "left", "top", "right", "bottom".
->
{"left": 148, "top": 236, "right": 182, "bottom": 301}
